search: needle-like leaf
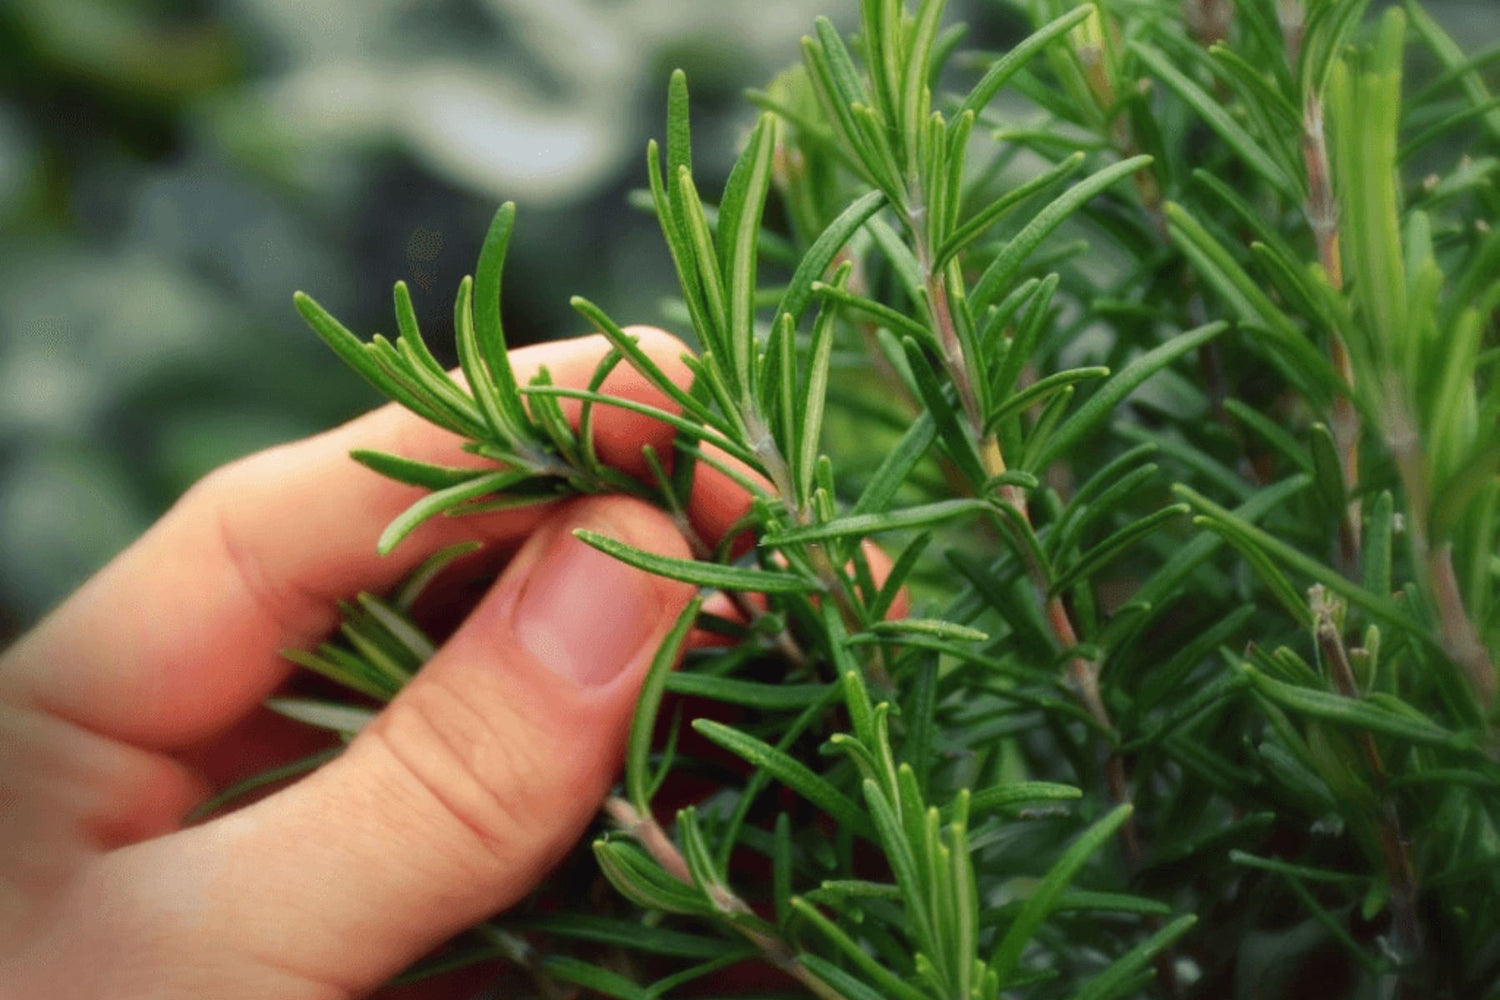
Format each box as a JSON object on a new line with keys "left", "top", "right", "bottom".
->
{"left": 576, "top": 530, "right": 820, "bottom": 594}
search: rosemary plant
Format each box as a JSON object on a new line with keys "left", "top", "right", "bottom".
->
{"left": 234, "top": 0, "right": 1499, "bottom": 995}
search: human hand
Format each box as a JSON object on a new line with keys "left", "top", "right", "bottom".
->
{"left": 0, "top": 328, "right": 749, "bottom": 998}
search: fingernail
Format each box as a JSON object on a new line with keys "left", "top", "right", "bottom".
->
{"left": 513, "top": 516, "right": 661, "bottom": 687}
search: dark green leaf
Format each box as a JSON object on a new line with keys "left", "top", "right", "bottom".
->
{"left": 1034, "top": 322, "right": 1227, "bottom": 469}
{"left": 798, "top": 267, "right": 846, "bottom": 496}
{"left": 470, "top": 203, "right": 534, "bottom": 438}
{"left": 576, "top": 530, "right": 819, "bottom": 594}
{"left": 666, "top": 70, "right": 693, "bottom": 224}
{"left": 988, "top": 365, "right": 1109, "bottom": 431}
{"left": 188, "top": 747, "right": 341, "bottom": 820}
{"left": 792, "top": 899, "right": 929, "bottom": 1000}
{"left": 870, "top": 618, "right": 988, "bottom": 642}
{"left": 1067, "top": 914, "right": 1197, "bottom": 1000}
{"left": 990, "top": 804, "right": 1135, "bottom": 984}
{"left": 1363, "top": 490, "right": 1394, "bottom": 597}
{"left": 594, "top": 839, "right": 713, "bottom": 916}
{"left": 350, "top": 450, "right": 487, "bottom": 490}
{"left": 378, "top": 469, "right": 534, "bottom": 555}
{"left": 966, "top": 781, "right": 1082, "bottom": 818}
{"left": 852, "top": 414, "right": 937, "bottom": 516}
{"left": 972, "top": 155, "right": 1152, "bottom": 311}
{"left": 797, "top": 954, "right": 890, "bottom": 1000}
{"left": 779, "top": 190, "right": 887, "bottom": 321}
{"left": 1174, "top": 484, "right": 1429, "bottom": 635}
{"left": 265, "top": 697, "right": 376, "bottom": 735}
{"left": 958, "top": 4, "right": 1098, "bottom": 118}
{"left": 626, "top": 597, "right": 703, "bottom": 812}
{"left": 544, "top": 956, "right": 650, "bottom": 1000}
{"left": 295, "top": 291, "right": 476, "bottom": 436}
{"left": 1050, "top": 503, "right": 1190, "bottom": 595}
{"left": 571, "top": 296, "right": 724, "bottom": 430}
{"left": 523, "top": 386, "right": 755, "bottom": 467}
{"left": 902, "top": 338, "right": 988, "bottom": 487}
{"left": 719, "top": 114, "right": 778, "bottom": 384}
{"left": 766, "top": 499, "right": 990, "bottom": 545}
{"left": 939, "top": 152, "right": 1087, "bottom": 267}
{"left": 518, "top": 915, "right": 725, "bottom": 959}
{"left": 664, "top": 672, "right": 830, "bottom": 710}
{"left": 1241, "top": 664, "right": 1473, "bottom": 749}
{"left": 692, "top": 719, "right": 872, "bottom": 834}
{"left": 811, "top": 281, "right": 933, "bottom": 342}
{"left": 1132, "top": 42, "right": 1298, "bottom": 199}
{"left": 989, "top": 274, "right": 1059, "bottom": 404}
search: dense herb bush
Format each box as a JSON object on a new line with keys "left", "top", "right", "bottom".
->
{"left": 240, "top": 0, "right": 1499, "bottom": 995}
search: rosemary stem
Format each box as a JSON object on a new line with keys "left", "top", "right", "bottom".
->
{"left": 1312, "top": 591, "right": 1423, "bottom": 967}
{"left": 750, "top": 414, "right": 888, "bottom": 685}
{"left": 1386, "top": 401, "right": 1498, "bottom": 712}
{"left": 1286, "top": 0, "right": 1364, "bottom": 573}
{"left": 606, "top": 798, "right": 848, "bottom": 1000}
{"left": 917, "top": 210, "right": 1133, "bottom": 830}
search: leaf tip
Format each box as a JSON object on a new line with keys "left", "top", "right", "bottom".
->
{"left": 292, "top": 290, "right": 319, "bottom": 316}
{"left": 375, "top": 526, "right": 404, "bottom": 557}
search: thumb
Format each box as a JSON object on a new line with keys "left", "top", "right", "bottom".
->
{"left": 94, "top": 496, "right": 695, "bottom": 997}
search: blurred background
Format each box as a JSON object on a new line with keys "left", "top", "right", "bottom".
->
{"left": 0, "top": 0, "right": 1493, "bottom": 639}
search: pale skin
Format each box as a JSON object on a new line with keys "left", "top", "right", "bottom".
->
{"left": 0, "top": 327, "right": 816, "bottom": 998}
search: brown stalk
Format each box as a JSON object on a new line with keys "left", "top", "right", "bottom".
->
{"left": 915, "top": 173, "right": 1176, "bottom": 983}
{"left": 1283, "top": 0, "right": 1364, "bottom": 575}
{"left": 467, "top": 924, "right": 569, "bottom": 1000}
{"left": 1386, "top": 403, "right": 1498, "bottom": 711}
{"left": 1310, "top": 588, "right": 1423, "bottom": 966}
{"left": 605, "top": 798, "right": 848, "bottom": 1000}
{"left": 920, "top": 236, "right": 1141, "bottom": 861}
{"left": 1429, "top": 545, "right": 1497, "bottom": 708}
{"left": 745, "top": 412, "right": 891, "bottom": 686}
{"left": 654, "top": 444, "right": 809, "bottom": 668}
{"left": 841, "top": 251, "right": 989, "bottom": 508}
{"left": 1184, "top": 0, "right": 1234, "bottom": 46}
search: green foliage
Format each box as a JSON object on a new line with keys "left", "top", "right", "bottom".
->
{"left": 263, "top": 0, "right": 1500, "bottom": 995}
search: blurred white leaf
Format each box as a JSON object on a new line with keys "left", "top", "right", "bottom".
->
{"left": 0, "top": 247, "right": 222, "bottom": 433}
{"left": 224, "top": 0, "right": 851, "bottom": 201}
{"left": 399, "top": 65, "right": 626, "bottom": 201}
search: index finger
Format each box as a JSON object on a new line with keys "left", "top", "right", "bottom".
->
{"left": 1, "top": 327, "right": 751, "bottom": 748}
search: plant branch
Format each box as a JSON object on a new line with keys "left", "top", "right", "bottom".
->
{"left": 916, "top": 201, "right": 1141, "bottom": 845}
{"left": 920, "top": 240, "right": 1144, "bottom": 870}
{"left": 643, "top": 439, "right": 809, "bottom": 667}
{"left": 746, "top": 412, "right": 889, "bottom": 686}
{"left": 662, "top": 462, "right": 809, "bottom": 669}
{"left": 842, "top": 251, "right": 994, "bottom": 512}
{"left": 1385, "top": 399, "right": 1498, "bottom": 712}
{"left": 1311, "top": 588, "right": 1423, "bottom": 968}
{"left": 1284, "top": 0, "right": 1364, "bottom": 575}
{"left": 917, "top": 237, "right": 985, "bottom": 436}
{"left": 918, "top": 197, "right": 1179, "bottom": 989}
{"left": 605, "top": 798, "right": 848, "bottom": 1000}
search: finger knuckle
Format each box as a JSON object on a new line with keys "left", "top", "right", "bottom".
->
{"left": 177, "top": 445, "right": 283, "bottom": 510}
{"left": 362, "top": 676, "right": 546, "bottom": 864}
